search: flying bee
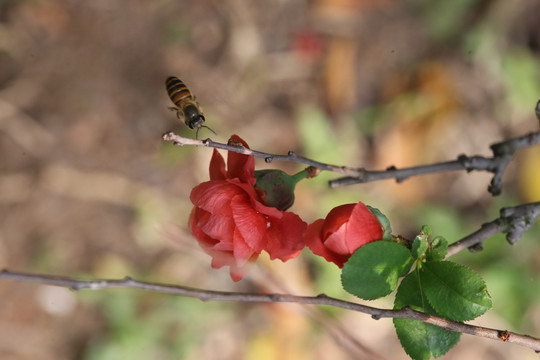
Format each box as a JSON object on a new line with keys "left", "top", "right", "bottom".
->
{"left": 165, "top": 76, "right": 216, "bottom": 138}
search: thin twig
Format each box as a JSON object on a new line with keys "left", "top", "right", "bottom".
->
{"left": 447, "top": 202, "right": 540, "bottom": 257}
{"left": 162, "top": 130, "right": 540, "bottom": 194}
{"left": 1, "top": 269, "right": 539, "bottom": 352}
{"left": 162, "top": 132, "right": 362, "bottom": 176}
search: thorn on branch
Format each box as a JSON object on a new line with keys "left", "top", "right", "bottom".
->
{"left": 468, "top": 243, "right": 484, "bottom": 253}
{"left": 395, "top": 176, "right": 408, "bottom": 183}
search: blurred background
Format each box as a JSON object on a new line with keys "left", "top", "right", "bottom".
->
{"left": 1, "top": 0, "right": 540, "bottom": 359}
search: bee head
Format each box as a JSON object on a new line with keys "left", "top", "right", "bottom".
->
{"left": 183, "top": 104, "right": 205, "bottom": 129}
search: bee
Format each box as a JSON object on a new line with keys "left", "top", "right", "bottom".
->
{"left": 165, "top": 76, "right": 216, "bottom": 138}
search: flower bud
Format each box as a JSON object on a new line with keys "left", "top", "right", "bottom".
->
{"left": 304, "top": 202, "right": 384, "bottom": 267}
{"left": 254, "top": 167, "right": 314, "bottom": 211}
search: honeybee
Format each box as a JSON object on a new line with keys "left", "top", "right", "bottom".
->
{"left": 165, "top": 76, "right": 216, "bottom": 138}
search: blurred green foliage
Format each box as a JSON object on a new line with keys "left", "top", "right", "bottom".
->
{"left": 82, "top": 291, "right": 231, "bottom": 360}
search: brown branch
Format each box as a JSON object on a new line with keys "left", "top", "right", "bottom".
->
{"left": 162, "top": 132, "right": 362, "bottom": 176}
{"left": 1, "top": 269, "right": 539, "bottom": 352}
{"left": 162, "top": 130, "right": 540, "bottom": 195}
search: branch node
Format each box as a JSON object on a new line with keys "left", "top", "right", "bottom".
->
{"left": 490, "top": 142, "right": 515, "bottom": 157}
{"left": 457, "top": 154, "right": 472, "bottom": 171}
{"left": 487, "top": 181, "right": 502, "bottom": 196}
{"left": 498, "top": 330, "right": 511, "bottom": 341}
{"left": 162, "top": 131, "right": 174, "bottom": 141}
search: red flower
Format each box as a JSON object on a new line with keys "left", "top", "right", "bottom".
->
{"left": 304, "top": 202, "right": 383, "bottom": 268}
{"left": 189, "top": 135, "right": 307, "bottom": 281}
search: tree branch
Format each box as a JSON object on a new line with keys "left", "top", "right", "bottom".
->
{"left": 162, "top": 130, "right": 540, "bottom": 195}
{"left": 1, "top": 268, "right": 539, "bottom": 352}
{"left": 162, "top": 132, "right": 363, "bottom": 176}
{"left": 447, "top": 202, "right": 540, "bottom": 257}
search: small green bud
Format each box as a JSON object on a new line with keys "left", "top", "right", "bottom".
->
{"left": 254, "top": 167, "right": 315, "bottom": 211}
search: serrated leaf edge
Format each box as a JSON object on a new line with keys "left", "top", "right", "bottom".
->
{"left": 421, "top": 261, "right": 492, "bottom": 321}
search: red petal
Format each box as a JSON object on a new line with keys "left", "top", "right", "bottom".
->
{"left": 304, "top": 219, "right": 350, "bottom": 268}
{"left": 230, "top": 194, "right": 267, "bottom": 253}
{"left": 323, "top": 224, "right": 350, "bottom": 254}
{"left": 190, "top": 181, "right": 245, "bottom": 216}
{"left": 208, "top": 249, "right": 234, "bottom": 268}
{"left": 321, "top": 204, "right": 356, "bottom": 239}
{"left": 265, "top": 212, "right": 307, "bottom": 260}
{"left": 227, "top": 255, "right": 257, "bottom": 282}
{"left": 229, "top": 262, "right": 253, "bottom": 282}
{"left": 198, "top": 214, "right": 234, "bottom": 245}
{"left": 231, "top": 226, "right": 259, "bottom": 267}
{"left": 251, "top": 195, "right": 284, "bottom": 219}
{"left": 188, "top": 207, "right": 218, "bottom": 249}
{"left": 228, "top": 179, "right": 265, "bottom": 205}
{"left": 208, "top": 239, "right": 257, "bottom": 281}
{"left": 209, "top": 149, "right": 227, "bottom": 180}
{"left": 226, "top": 135, "right": 256, "bottom": 185}
{"left": 346, "top": 202, "right": 383, "bottom": 249}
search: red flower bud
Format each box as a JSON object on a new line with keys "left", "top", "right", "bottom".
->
{"left": 189, "top": 135, "right": 307, "bottom": 281}
{"left": 304, "top": 202, "right": 383, "bottom": 268}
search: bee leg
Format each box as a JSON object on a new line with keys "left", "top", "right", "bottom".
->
{"left": 168, "top": 107, "right": 180, "bottom": 117}
{"left": 168, "top": 107, "right": 184, "bottom": 120}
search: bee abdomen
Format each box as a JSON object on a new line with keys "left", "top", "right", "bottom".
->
{"left": 166, "top": 76, "right": 193, "bottom": 106}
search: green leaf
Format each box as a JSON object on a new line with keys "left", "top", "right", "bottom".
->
{"left": 367, "top": 206, "right": 392, "bottom": 240}
{"left": 420, "top": 225, "right": 431, "bottom": 236}
{"left": 394, "top": 319, "right": 460, "bottom": 360}
{"left": 341, "top": 241, "right": 413, "bottom": 300}
{"left": 426, "top": 236, "right": 448, "bottom": 262}
{"left": 412, "top": 227, "right": 449, "bottom": 262}
{"left": 412, "top": 235, "right": 429, "bottom": 260}
{"left": 394, "top": 271, "right": 461, "bottom": 360}
{"left": 394, "top": 270, "right": 428, "bottom": 312}
{"left": 421, "top": 261, "right": 492, "bottom": 321}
